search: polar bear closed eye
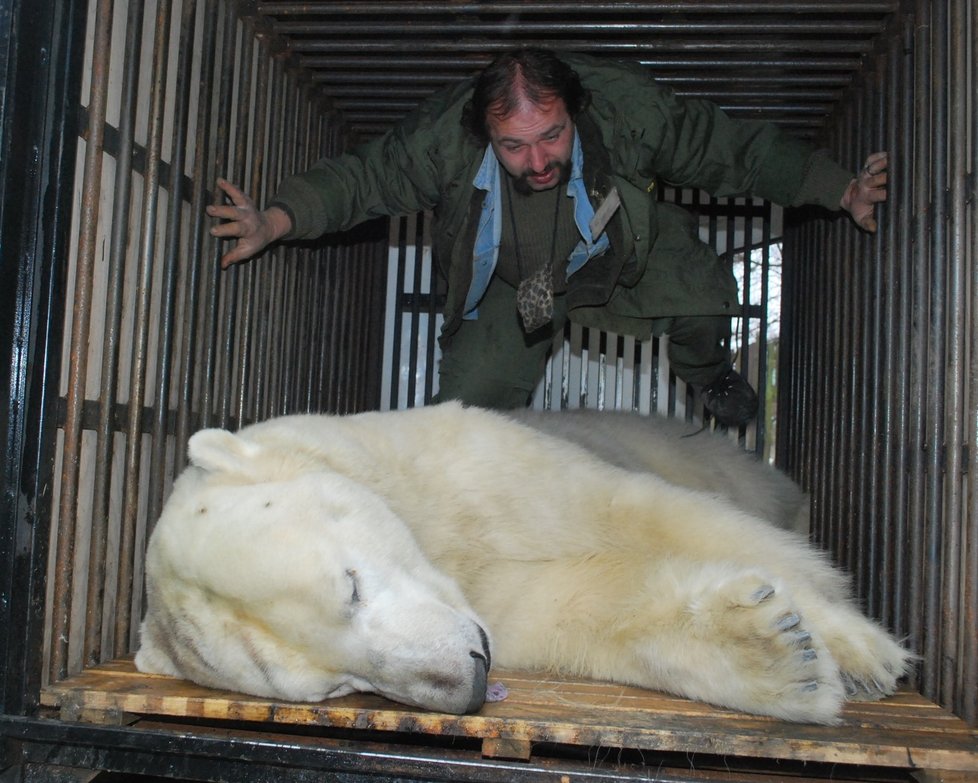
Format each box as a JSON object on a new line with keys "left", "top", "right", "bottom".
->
{"left": 137, "top": 403, "right": 911, "bottom": 723}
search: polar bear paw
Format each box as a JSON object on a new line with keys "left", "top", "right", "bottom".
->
{"left": 816, "top": 610, "right": 913, "bottom": 702}
{"left": 685, "top": 572, "right": 845, "bottom": 723}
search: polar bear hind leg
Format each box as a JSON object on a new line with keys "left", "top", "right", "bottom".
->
{"left": 781, "top": 593, "right": 913, "bottom": 701}
{"left": 610, "top": 560, "right": 846, "bottom": 723}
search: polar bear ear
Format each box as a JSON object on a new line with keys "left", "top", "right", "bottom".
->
{"left": 187, "top": 429, "right": 262, "bottom": 475}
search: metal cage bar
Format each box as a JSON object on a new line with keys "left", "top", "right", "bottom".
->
{"left": 2, "top": 0, "right": 974, "bottom": 742}
{"left": 779, "top": 2, "right": 977, "bottom": 724}
{"left": 40, "top": 0, "right": 386, "bottom": 687}
{"left": 381, "top": 189, "right": 779, "bottom": 456}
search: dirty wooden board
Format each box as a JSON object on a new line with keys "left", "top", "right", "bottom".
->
{"left": 41, "top": 658, "right": 978, "bottom": 775}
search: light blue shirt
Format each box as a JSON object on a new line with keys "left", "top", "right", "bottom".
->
{"left": 463, "top": 129, "right": 611, "bottom": 319}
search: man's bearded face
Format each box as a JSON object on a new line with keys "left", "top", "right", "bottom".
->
{"left": 487, "top": 96, "right": 574, "bottom": 194}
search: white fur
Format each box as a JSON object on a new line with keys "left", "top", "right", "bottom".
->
{"left": 509, "top": 408, "right": 810, "bottom": 533}
{"left": 136, "top": 403, "right": 911, "bottom": 723}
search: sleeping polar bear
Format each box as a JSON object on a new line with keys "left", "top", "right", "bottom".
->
{"left": 136, "top": 403, "right": 910, "bottom": 724}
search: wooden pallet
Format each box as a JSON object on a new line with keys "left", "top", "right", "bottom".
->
{"left": 41, "top": 659, "right": 978, "bottom": 781}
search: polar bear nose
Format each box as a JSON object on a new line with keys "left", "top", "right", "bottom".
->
{"left": 463, "top": 623, "right": 492, "bottom": 714}
{"left": 466, "top": 653, "right": 489, "bottom": 714}
{"left": 474, "top": 623, "right": 491, "bottom": 670}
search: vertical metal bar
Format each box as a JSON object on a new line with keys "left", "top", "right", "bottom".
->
{"left": 350, "top": 241, "right": 367, "bottom": 410}
{"left": 865, "top": 46, "right": 886, "bottom": 616}
{"left": 366, "top": 237, "right": 387, "bottom": 410}
{"left": 922, "top": 0, "right": 948, "bottom": 700}
{"left": 804, "top": 217, "right": 819, "bottom": 497}
{"left": 285, "top": 78, "right": 309, "bottom": 414}
{"left": 215, "top": 15, "right": 241, "bottom": 428}
{"left": 176, "top": 0, "right": 220, "bottom": 458}
{"left": 266, "top": 64, "right": 296, "bottom": 419}
{"left": 389, "top": 217, "right": 408, "bottom": 409}
{"left": 963, "top": 0, "right": 978, "bottom": 724}
{"left": 822, "top": 136, "right": 844, "bottom": 557}
{"left": 202, "top": 1, "right": 237, "bottom": 430}
{"left": 148, "top": 0, "right": 199, "bottom": 530}
{"left": 322, "top": 238, "right": 338, "bottom": 412}
{"left": 879, "top": 20, "right": 910, "bottom": 639}
{"left": 407, "top": 213, "right": 424, "bottom": 406}
{"left": 51, "top": 0, "right": 113, "bottom": 683}
{"left": 280, "top": 239, "right": 299, "bottom": 413}
{"left": 260, "top": 56, "right": 279, "bottom": 419}
{"left": 906, "top": 0, "right": 930, "bottom": 680}
{"left": 306, "top": 231, "right": 324, "bottom": 412}
{"left": 809, "top": 199, "right": 825, "bottom": 541}
{"left": 777, "top": 220, "right": 796, "bottom": 474}
{"left": 809, "top": 203, "right": 825, "bottom": 538}
{"left": 781, "top": 218, "right": 799, "bottom": 479}
{"left": 324, "top": 245, "right": 343, "bottom": 412}
{"left": 869, "top": 51, "right": 888, "bottom": 615}
{"left": 235, "top": 26, "right": 268, "bottom": 427}
{"left": 351, "top": 241, "right": 365, "bottom": 410}
{"left": 424, "top": 214, "right": 440, "bottom": 405}
{"left": 84, "top": 0, "right": 143, "bottom": 667}
{"left": 224, "top": 13, "right": 254, "bottom": 428}
{"left": 337, "top": 238, "right": 360, "bottom": 413}
{"left": 739, "top": 198, "right": 753, "bottom": 443}
{"left": 836, "top": 107, "right": 853, "bottom": 574}
{"left": 284, "top": 73, "right": 308, "bottom": 412}
{"left": 942, "top": 0, "right": 968, "bottom": 715}
{"left": 294, "top": 89, "right": 316, "bottom": 411}
{"left": 114, "top": 0, "right": 173, "bottom": 657}
{"left": 249, "top": 40, "right": 275, "bottom": 422}
{"left": 755, "top": 201, "right": 770, "bottom": 458}
{"left": 889, "top": 13, "right": 915, "bottom": 647}
{"left": 800, "top": 217, "right": 816, "bottom": 492}
{"left": 308, "top": 105, "right": 328, "bottom": 412}
{"left": 330, "top": 246, "right": 349, "bottom": 412}
{"left": 859, "top": 65, "right": 879, "bottom": 610}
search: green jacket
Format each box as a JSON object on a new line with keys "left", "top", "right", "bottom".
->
{"left": 271, "top": 52, "right": 853, "bottom": 338}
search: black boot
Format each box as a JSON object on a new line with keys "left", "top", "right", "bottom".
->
{"left": 700, "top": 369, "right": 758, "bottom": 427}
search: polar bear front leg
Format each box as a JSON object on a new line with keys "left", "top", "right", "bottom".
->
{"left": 626, "top": 562, "right": 847, "bottom": 723}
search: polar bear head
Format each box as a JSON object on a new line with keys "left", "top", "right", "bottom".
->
{"left": 135, "top": 428, "right": 491, "bottom": 714}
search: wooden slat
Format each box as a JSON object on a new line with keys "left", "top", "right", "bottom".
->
{"left": 41, "top": 659, "right": 978, "bottom": 774}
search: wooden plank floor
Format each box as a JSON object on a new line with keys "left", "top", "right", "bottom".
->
{"left": 41, "top": 659, "right": 978, "bottom": 777}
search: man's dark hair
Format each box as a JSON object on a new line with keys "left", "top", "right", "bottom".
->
{"left": 462, "top": 48, "right": 589, "bottom": 144}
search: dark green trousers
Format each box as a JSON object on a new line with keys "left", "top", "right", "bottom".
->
{"left": 435, "top": 275, "right": 732, "bottom": 410}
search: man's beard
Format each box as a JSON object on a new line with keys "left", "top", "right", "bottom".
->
{"left": 511, "top": 160, "right": 571, "bottom": 195}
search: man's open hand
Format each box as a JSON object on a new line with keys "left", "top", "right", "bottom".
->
{"left": 840, "top": 151, "right": 888, "bottom": 233}
{"left": 207, "top": 178, "right": 292, "bottom": 268}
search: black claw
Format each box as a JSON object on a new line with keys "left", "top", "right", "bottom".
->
{"left": 802, "top": 681, "right": 820, "bottom": 692}
{"left": 789, "top": 630, "right": 812, "bottom": 646}
{"left": 776, "top": 612, "right": 801, "bottom": 631}
{"left": 750, "top": 585, "right": 775, "bottom": 604}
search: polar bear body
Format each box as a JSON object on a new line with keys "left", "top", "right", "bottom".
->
{"left": 509, "top": 408, "right": 809, "bottom": 532}
{"left": 137, "top": 403, "right": 909, "bottom": 723}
